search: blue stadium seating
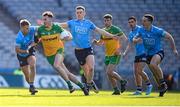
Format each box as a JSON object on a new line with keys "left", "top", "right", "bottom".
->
{"left": 0, "top": 0, "right": 179, "bottom": 76}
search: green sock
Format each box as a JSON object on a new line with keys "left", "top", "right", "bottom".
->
{"left": 113, "top": 87, "right": 119, "bottom": 92}
{"left": 66, "top": 81, "right": 73, "bottom": 89}
{"left": 120, "top": 80, "right": 126, "bottom": 84}
{"left": 77, "top": 82, "right": 84, "bottom": 89}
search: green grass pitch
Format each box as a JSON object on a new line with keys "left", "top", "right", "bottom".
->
{"left": 0, "top": 88, "right": 179, "bottom": 106}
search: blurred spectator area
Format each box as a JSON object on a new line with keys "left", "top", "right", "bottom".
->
{"left": 0, "top": 0, "right": 179, "bottom": 76}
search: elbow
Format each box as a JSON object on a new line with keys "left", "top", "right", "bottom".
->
{"left": 15, "top": 48, "right": 19, "bottom": 53}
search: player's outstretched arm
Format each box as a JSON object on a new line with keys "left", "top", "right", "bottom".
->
{"left": 59, "top": 22, "right": 68, "bottom": 29}
{"left": 15, "top": 46, "right": 29, "bottom": 54}
{"left": 164, "top": 32, "right": 178, "bottom": 56}
{"left": 123, "top": 43, "right": 132, "bottom": 57}
{"left": 92, "top": 39, "right": 104, "bottom": 46}
{"left": 94, "top": 27, "right": 116, "bottom": 38}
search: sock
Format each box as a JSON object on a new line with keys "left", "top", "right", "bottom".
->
{"left": 137, "top": 86, "right": 142, "bottom": 91}
{"left": 113, "top": 87, "right": 119, "bottom": 92}
{"left": 159, "top": 79, "right": 165, "bottom": 85}
{"left": 145, "top": 81, "right": 151, "bottom": 86}
{"left": 66, "top": 81, "right": 73, "bottom": 90}
{"left": 29, "top": 82, "right": 34, "bottom": 88}
{"left": 120, "top": 80, "right": 126, "bottom": 84}
{"left": 86, "top": 83, "right": 92, "bottom": 90}
{"left": 77, "top": 82, "right": 84, "bottom": 89}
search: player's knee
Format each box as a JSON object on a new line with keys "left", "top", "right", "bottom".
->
{"left": 107, "top": 71, "right": 113, "bottom": 77}
{"left": 134, "top": 70, "right": 139, "bottom": 76}
{"left": 29, "top": 63, "right": 36, "bottom": 68}
{"left": 53, "top": 63, "right": 60, "bottom": 69}
{"left": 149, "top": 62, "right": 157, "bottom": 68}
{"left": 89, "top": 67, "right": 94, "bottom": 73}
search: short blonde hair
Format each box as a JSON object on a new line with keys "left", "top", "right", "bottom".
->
{"left": 20, "top": 19, "right": 31, "bottom": 26}
{"left": 76, "top": 6, "right": 85, "bottom": 11}
{"left": 143, "top": 14, "right": 154, "bottom": 23}
{"left": 42, "top": 11, "right": 54, "bottom": 18}
{"left": 103, "top": 14, "right": 113, "bottom": 20}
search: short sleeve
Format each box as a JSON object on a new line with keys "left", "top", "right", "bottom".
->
{"left": 115, "top": 27, "right": 123, "bottom": 36}
{"left": 67, "top": 20, "right": 73, "bottom": 29}
{"left": 157, "top": 28, "right": 166, "bottom": 38}
{"left": 89, "top": 20, "right": 96, "bottom": 30}
{"left": 15, "top": 35, "right": 21, "bottom": 47}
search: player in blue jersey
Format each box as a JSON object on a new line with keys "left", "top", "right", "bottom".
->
{"left": 59, "top": 6, "right": 117, "bottom": 93}
{"left": 133, "top": 14, "right": 178, "bottom": 97}
{"left": 15, "top": 19, "right": 38, "bottom": 95}
{"left": 124, "top": 16, "right": 152, "bottom": 95}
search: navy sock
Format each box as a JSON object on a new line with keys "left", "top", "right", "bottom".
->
{"left": 145, "top": 81, "right": 151, "bottom": 86}
{"left": 159, "top": 79, "right": 165, "bottom": 84}
{"left": 137, "top": 86, "right": 142, "bottom": 91}
{"left": 113, "top": 87, "right": 119, "bottom": 92}
{"left": 29, "top": 82, "right": 34, "bottom": 88}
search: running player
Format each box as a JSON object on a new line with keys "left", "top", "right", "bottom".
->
{"left": 15, "top": 19, "right": 38, "bottom": 95}
{"left": 123, "top": 16, "right": 152, "bottom": 95}
{"left": 36, "top": 11, "right": 88, "bottom": 95}
{"left": 59, "top": 6, "right": 117, "bottom": 93}
{"left": 133, "top": 14, "right": 178, "bottom": 97}
{"left": 93, "top": 14, "right": 127, "bottom": 95}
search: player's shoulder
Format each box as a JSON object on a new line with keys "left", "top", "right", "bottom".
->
{"left": 137, "top": 25, "right": 144, "bottom": 32}
{"left": 152, "top": 25, "right": 164, "bottom": 31}
{"left": 112, "top": 25, "right": 121, "bottom": 31}
{"left": 16, "top": 31, "right": 23, "bottom": 41}
{"left": 37, "top": 25, "right": 45, "bottom": 31}
{"left": 84, "top": 19, "right": 94, "bottom": 24}
{"left": 29, "top": 26, "right": 37, "bottom": 32}
{"left": 136, "top": 25, "right": 141, "bottom": 29}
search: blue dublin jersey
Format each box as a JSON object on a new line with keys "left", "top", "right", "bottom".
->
{"left": 15, "top": 26, "right": 36, "bottom": 57}
{"left": 128, "top": 25, "right": 145, "bottom": 56}
{"left": 67, "top": 19, "right": 96, "bottom": 48}
{"left": 136, "top": 25, "right": 166, "bottom": 55}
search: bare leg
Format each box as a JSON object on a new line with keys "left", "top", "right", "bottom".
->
{"left": 21, "top": 65, "right": 30, "bottom": 83}
{"left": 27, "top": 56, "right": 36, "bottom": 83}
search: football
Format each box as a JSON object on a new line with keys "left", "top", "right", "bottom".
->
{"left": 60, "top": 29, "right": 73, "bottom": 40}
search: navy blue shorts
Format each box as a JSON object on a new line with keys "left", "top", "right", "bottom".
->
{"left": 75, "top": 47, "right": 94, "bottom": 65}
{"left": 17, "top": 47, "right": 35, "bottom": 67}
{"left": 134, "top": 54, "right": 147, "bottom": 63}
{"left": 146, "top": 50, "right": 164, "bottom": 64}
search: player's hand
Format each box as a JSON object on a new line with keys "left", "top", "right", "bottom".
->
{"left": 133, "top": 37, "right": 142, "bottom": 44}
{"left": 173, "top": 49, "right": 179, "bottom": 57}
{"left": 92, "top": 39, "right": 98, "bottom": 44}
{"left": 114, "top": 49, "right": 121, "bottom": 56}
{"left": 62, "top": 36, "right": 71, "bottom": 41}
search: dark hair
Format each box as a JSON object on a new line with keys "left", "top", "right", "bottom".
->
{"left": 128, "top": 16, "right": 136, "bottom": 22}
{"left": 20, "top": 19, "right": 30, "bottom": 26}
{"left": 144, "top": 14, "right": 154, "bottom": 23}
{"left": 42, "top": 11, "right": 54, "bottom": 18}
{"left": 76, "top": 6, "right": 85, "bottom": 11}
{"left": 103, "top": 14, "right": 113, "bottom": 20}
